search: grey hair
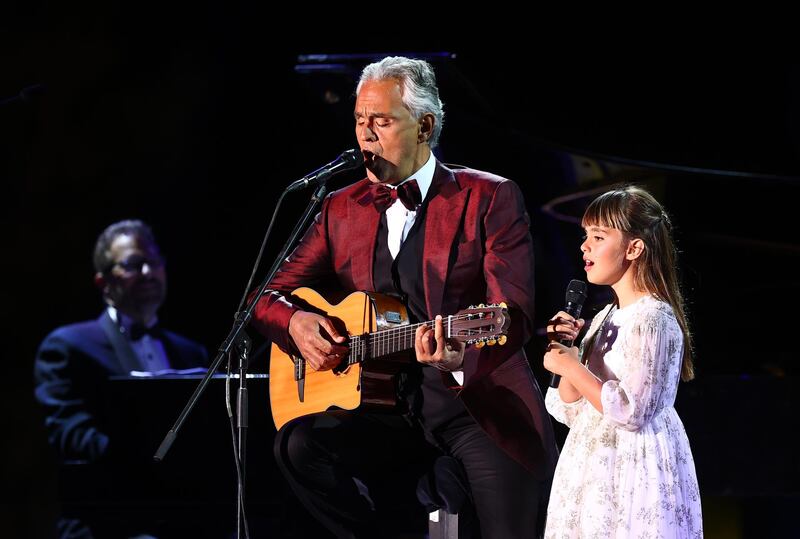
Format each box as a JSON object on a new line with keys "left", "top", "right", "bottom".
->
{"left": 356, "top": 56, "right": 445, "bottom": 148}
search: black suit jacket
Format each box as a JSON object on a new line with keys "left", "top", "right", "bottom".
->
{"left": 34, "top": 311, "right": 208, "bottom": 462}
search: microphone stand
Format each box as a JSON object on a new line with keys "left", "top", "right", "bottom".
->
{"left": 153, "top": 180, "right": 330, "bottom": 538}
{"left": 235, "top": 332, "right": 251, "bottom": 539}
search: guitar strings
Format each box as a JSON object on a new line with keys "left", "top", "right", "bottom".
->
{"left": 344, "top": 313, "right": 502, "bottom": 364}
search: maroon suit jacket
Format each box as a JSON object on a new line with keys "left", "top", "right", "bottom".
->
{"left": 251, "top": 161, "right": 558, "bottom": 479}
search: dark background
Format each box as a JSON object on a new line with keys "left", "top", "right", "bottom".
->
{"left": 3, "top": 6, "right": 799, "bottom": 538}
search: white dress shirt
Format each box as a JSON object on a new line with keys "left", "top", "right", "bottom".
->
{"left": 379, "top": 155, "right": 463, "bottom": 382}
{"left": 384, "top": 152, "right": 435, "bottom": 259}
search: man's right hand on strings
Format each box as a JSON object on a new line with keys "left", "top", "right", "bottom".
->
{"left": 288, "top": 311, "right": 348, "bottom": 371}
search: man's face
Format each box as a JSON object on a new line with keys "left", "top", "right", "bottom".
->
{"left": 354, "top": 79, "right": 429, "bottom": 184}
{"left": 99, "top": 233, "right": 167, "bottom": 320}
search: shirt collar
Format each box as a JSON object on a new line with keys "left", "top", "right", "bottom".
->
{"left": 394, "top": 152, "right": 435, "bottom": 203}
{"left": 107, "top": 306, "right": 158, "bottom": 332}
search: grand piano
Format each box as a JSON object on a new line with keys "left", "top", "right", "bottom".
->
{"left": 57, "top": 373, "right": 331, "bottom": 538}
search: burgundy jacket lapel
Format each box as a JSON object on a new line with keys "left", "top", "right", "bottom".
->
{"left": 348, "top": 182, "right": 382, "bottom": 291}
{"left": 344, "top": 163, "right": 469, "bottom": 314}
{"left": 423, "top": 163, "right": 470, "bottom": 318}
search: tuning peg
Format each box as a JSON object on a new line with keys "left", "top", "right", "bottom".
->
{"left": 499, "top": 301, "right": 507, "bottom": 308}
{"left": 478, "top": 303, "right": 485, "bottom": 308}
{"left": 475, "top": 340, "right": 485, "bottom": 348}
{"left": 487, "top": 339, "right": 496, "bottom": 346}
{"left": 498, "top": 335, "right": 507, "bottom": 346}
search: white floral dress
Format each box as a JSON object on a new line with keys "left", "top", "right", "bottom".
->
{"left": 545, "top": 295, "right": 702, "bottom": 538}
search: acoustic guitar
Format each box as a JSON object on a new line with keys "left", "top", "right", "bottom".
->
{"left": 269, "top": 287, "right": 510, "bottom": 430}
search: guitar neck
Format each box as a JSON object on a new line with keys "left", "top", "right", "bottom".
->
{"left": 345, "top": 319, "right": 435, "bottom": 366}
{"left": 340, "top": 303, "right": 508, "bottom": 366}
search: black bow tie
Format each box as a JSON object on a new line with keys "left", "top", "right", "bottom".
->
{"left": 372, "top": 179, "right": 422, "bottom": 212}
{"left": 127, "top": 323, "right": 162, "bottom": 341}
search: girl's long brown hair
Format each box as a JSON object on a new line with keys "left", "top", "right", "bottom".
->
{"left": 582, "top": 185, "right": 694, "bottom": 381}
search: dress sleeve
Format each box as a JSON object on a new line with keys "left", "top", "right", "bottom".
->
{"left": 600, "top": 305, "right": 680, "bottom": 431}
{"left": 545, "top": 387, "right": 585, "bottom": 427}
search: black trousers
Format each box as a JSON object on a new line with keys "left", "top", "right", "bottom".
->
{"left": 273, "top": 411, "right": 547, "bottom": 539}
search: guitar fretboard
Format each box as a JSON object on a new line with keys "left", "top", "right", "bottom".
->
{"left": 345, "top": 313, "right": 488, "bottom": 364}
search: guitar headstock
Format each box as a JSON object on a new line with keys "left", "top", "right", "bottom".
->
{"left": 449, "top": 302, "right": 510, "bottom": 348}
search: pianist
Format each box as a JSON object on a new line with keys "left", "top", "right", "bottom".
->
{"left": 34, "top": 219, "right": 208, "bottom": 462}
{"left": 33, "top": 219, "right": 208, "bottom": 537}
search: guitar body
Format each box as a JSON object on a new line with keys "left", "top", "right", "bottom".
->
{"left": 269, "top": 288, "right": 411, "bottom": 430}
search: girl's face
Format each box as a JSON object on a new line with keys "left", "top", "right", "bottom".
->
{"left": 580, "top": 225, "right": 634, "bottom": 286}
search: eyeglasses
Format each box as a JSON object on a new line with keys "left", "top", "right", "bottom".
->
{"left": 107, "top": 255, "right": 165, "bottom": 275}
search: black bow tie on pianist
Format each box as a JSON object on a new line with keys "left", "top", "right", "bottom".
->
{"left": 127, "top": 323, "right": 163, "bottom": 341}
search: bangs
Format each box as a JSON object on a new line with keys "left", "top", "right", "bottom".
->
{"left": 581, "top": 190, "right": 631, "bottom": 232}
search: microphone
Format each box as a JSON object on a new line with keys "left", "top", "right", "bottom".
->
{"left": 285, "top": 149, "right": 362, "bottom": 193}
{"left": 549, "top": 279, "right": 588, "bottom": 388}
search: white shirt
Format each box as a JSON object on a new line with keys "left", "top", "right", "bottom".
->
{"left": 384, "top": 152, "right": 435, "bottom": 259}
{"left": 379, "top": 154, "right": 463, "bottom": 382}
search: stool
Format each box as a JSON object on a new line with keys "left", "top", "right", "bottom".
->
{"left": 428, "top": 508, "right": 459, "bottom": 539}
{"left": 416, "top": 456, "right": 477, "bottom": 539}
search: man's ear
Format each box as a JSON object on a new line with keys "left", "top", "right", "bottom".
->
{"left": 626, "top": 238, "right": 645, "bottom": 260}
{"left": 418, "top": 114, "right": 435, "bottom": 143}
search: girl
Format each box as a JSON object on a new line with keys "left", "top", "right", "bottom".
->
{"left": 543, "top": 186, "right": 702, "bottom": 538}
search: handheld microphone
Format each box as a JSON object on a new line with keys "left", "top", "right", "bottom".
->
{"left": 549, "top": 279, "right": 588, "bottom": 388}
{"left": 285, "top": 149, "right": 362, "bottom": 193}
